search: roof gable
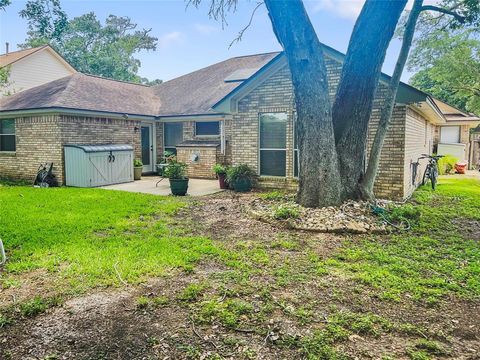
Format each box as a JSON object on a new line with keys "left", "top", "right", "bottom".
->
{"left": 0, "top": 45, "right": 76, "bottom": 73}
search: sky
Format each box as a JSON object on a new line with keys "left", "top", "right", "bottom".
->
{"left": 0, "top": 0, "right": 425, "bottom": 82}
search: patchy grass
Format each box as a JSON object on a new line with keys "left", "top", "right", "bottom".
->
{"left": 0, "top": 186, "right": 218, "bottom": 295}
{"left": 325, "top": 178, "right": 480, "bottom": 304}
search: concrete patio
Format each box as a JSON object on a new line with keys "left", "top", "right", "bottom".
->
{"left": 101, "top": 177, "right": 223, "bottom": 196}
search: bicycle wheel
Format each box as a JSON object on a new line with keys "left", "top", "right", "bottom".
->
{"left": 430, "top": 167, "right": 438, "bottom": 190}
{"left": 422, "top": 167, "right": 430, "bottom": 186}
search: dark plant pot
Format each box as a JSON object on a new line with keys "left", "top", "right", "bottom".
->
{"left": 232, "top": 178, "right": 252, "bottom": 192}
{"left": 134, "top": 166, "right": 142, "bottom": 180}
{"left": 169, "top": 178, "right": 189, "bottom": 196}
{"left": 218, "top": 173, "right": 228, "bottom": 189}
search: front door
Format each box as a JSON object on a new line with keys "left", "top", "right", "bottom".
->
{"left": 141, "top": 123, "right": 154, "bottom": 173}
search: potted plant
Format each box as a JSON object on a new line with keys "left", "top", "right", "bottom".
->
{"left": 213, "top": 164, "right": 228, "bottom": 189}
{"left": 226, "top": 164, "right": 256, "bottom": 192}
{"left": 133, "top": 159, "right": 143, "bottom": 180}
{"left": 156, "top": 150, "right": 175, "bottom": 176}
{"left": 164, "top": 160, "right": 189, "bottom": 196}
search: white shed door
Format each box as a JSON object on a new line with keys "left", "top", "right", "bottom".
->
{"left": 111, "top": 151, "right": 133, "bottom": 184}
{"left": 89, "top": 153, "right": 111, "bottom": 187}
{"left": 440, "top": 126, "right": 460, "bottom": 144}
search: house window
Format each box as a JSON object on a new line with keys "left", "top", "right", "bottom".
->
{"left": 164, "top": 122, "right": 183, "bottom": 155}
{"left": 259, "top": 113, "right": 287, "bottom": 177}
{"left": 195, "top": 121, "right": 220, "bottom": 136}
{"left": 0, "top": 119, "right": 15, "bottom": 152}
{"left": 440, "top": 126, "right": 460, "bottom": 143}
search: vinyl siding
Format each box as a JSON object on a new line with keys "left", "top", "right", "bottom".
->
{"left": 4, "top": 49, "right": 75, "bottom": 95}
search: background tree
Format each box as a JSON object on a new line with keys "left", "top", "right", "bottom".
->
{"left": 0, "top": 66, "right": 13, "bottom": 96}
{"left": 359, "top": 0, "right": 479, "bottom": 199}
{"left": 409, "top": 29, "right": 479, "bottom": 114}
{"left": 0, "top": 0, "right": 11, "bottom": 11}
{"left": 19, "top": 0, "right": 160, "bottom": 83}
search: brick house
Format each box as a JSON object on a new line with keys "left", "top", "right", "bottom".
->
{"left": 1, "top": 46, "right": 479, "bottom": 199}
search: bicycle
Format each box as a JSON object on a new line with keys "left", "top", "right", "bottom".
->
{"left": 33, "top": 162, "right": 58, "bottom": 187}
{"left": 419, "top": 154, "right": 443, "bottom": 190}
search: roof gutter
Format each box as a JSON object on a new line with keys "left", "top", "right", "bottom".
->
{"left": 0, "top": 107, "right": 158, "bottom": 121}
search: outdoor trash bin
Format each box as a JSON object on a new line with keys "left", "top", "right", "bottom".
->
{"left": 455, "top": 162, "right": 467, "bottom": 174}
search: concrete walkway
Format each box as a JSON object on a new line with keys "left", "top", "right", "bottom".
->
{"left": 101, "top": 177, "right": 223, "bottom": 196}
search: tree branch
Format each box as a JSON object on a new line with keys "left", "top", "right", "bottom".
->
{"left": 421, "top": 5, "right": 465, "bottom": 23}
{"left": 229, "top": 2, "right": 263, "bottom": 48}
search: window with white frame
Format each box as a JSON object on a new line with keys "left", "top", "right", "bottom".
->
{"left": 259, "top": 113, "right": 287, "bottom": 177}
{"left": 164, "top": 122, "right": 183, "bottom": 155}
{"left": 0, "top": 119, "right": 15, "bottom": 152}
{"left": 195, "top": 121, "right": 220, "bottom": 136}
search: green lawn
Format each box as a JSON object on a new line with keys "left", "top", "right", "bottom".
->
{"left": 0, "top": 186, "right": 217, "bottom": 293}
{"left": 326, "top": 177, "right": 480, "bottom": 304}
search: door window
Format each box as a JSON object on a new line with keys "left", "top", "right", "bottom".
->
{"left": 141, "top": 126, "right": 151, "bottom": 166}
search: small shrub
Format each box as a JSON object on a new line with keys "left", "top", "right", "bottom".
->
{"left": 19, "top": 296, "right": 61, "bottom": 317}
{"left": 437, "top": 155, "right": 458, "bottom": 175}
{"left": 0, "top": 313, "right": 13, "bottom": 328}
{"left": 260, "top": 190, "right": 288, "bottom": 201}
{"left": 133, "top": 159, "right": 143, "bottom": 167}
{"left": 178, "top": 283, "right": 205, "bottom": 302}
{"left": 136, "top": 296, "right": 150, "bottom": 309}
{"left": 164, "top": 160, "right": 188, "bottom": 179}
{"left": 152, "top": 295, "right": 169, "bottom": 307}
{"left": 226, "top": 164, "right": 256, "bottom": 184}
{"left": 212, "top": 164, "right": 227, "bottom": 175}
{"left": 274, "top": 204, "right": 300, "bottom": 220}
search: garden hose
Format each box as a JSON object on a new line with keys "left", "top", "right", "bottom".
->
{"left": 0, "top": 239, "right": 6, "bottom": 267}
{"left": 369, "top": 203, "right": 411, "bottom": 231}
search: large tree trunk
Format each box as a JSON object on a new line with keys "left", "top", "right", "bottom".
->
{"left": 264, "top": 0, "right": 343, "bottom": 207}
{"left": 359, "top": 0, "right": 424, "bottom": 199}
{"left": 332, "top": 0, "right": 407, "bottom": 199}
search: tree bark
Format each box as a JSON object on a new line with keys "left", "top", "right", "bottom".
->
{"left": 264, "top": 0, "right": 343, "bottom": 207}
{"left": 359, "top": 0, "right": 424, "bottom": 200}
{"left": 332, "top": 0, "right": 407, "bottom": 199}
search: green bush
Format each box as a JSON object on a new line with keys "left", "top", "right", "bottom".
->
{"left": 274, "top": 204, "right": 300, "bottom": 220}
{"left": 212, "top": 164, "right": 227, "bottom": 175}
{"left": 226, "top": 164, "right": 256, "bottom": 184}
{"left": 437, "top": 155, "right": 458, "bottom": 175}
{"left": 133, "top": 159, "right": 143, "bottom": 167}
{"left": 164, "top": 160, "right": 187, "bottom": 179}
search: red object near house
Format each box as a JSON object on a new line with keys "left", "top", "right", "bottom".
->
{"left": 455, "top": 162, "right": 467, "bottom": 174}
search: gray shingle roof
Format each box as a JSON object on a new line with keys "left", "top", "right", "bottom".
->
{"left": 0, "top": 73, "right": 159, "bottom": 115}
{"left": 151, "top": 52, "right": 279, "bottom": 116}
{"left": 0, "top": 52, "right": 280, "bottom": 117}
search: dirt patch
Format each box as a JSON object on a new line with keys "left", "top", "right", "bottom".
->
{"left": 1, "top": 191, "right": 479, "bottom": 359}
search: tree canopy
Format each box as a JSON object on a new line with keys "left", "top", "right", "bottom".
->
{"left": 19, "top": 0, "right": 160, "bottom": 83}
{"left": 407, "top": 0, "right": 480, "bottom": 114}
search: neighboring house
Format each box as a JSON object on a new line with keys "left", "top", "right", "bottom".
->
{"left": 0, "top": 45, "right": 479, "bottom": 200}
{"left": 0, "top": 45, "right": 76, "bottom": 96}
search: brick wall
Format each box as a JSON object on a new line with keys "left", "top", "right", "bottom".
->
{"left": 176, "top": 146, "right": 218, "bottom": 179}
{"left": 230, "top": 59, "right": 411, "bottom": 200}
{"left": 0, "top": 115, "right": 62, "bottom": 182}
{"left": 0, "top": 114, "right": 141, "bottom": 184}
